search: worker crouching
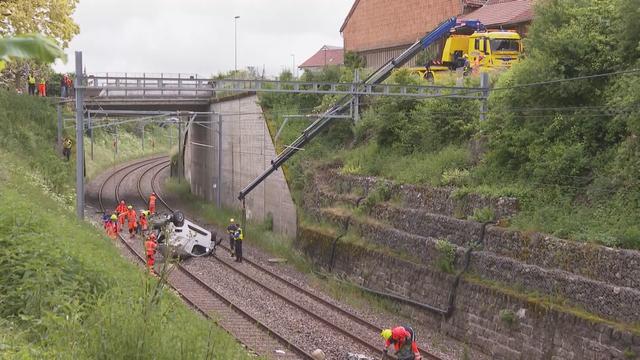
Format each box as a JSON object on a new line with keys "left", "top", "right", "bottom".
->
{"left": 381, "top": 326, "right": 422, "bottom": 360}
{"left": 145, "top": 232, "right": 158, "bottom": 273}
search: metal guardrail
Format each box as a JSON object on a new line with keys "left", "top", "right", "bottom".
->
{"left": 82, "top": 74, "right": 486, "bottom": 99}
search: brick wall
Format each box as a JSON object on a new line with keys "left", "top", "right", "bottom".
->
{"left": 342, "top": 0, "right": 463, "bottom": 52}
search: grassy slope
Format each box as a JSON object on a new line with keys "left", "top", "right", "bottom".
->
{"left": 0, "top": 92, "right": 249, "bottom": 359}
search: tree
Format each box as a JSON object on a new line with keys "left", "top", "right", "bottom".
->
{"left": 0, "top": 0, "right": 80, "bottom": 48}
{"left": 0, "top": 34, "right": 65, "bottom": 89}
{"left": 344, "top": 51, "right": 366, "bottom": 69}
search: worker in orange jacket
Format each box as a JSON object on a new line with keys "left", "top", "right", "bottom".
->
{"left": 138, "top": 210, "right": 149, "bottom": 235}
{"left": 115, "top": 200, "right": 127, "bottom": 227}
{"left": 381, "top": 326, "right": 421, "bottom": 360}
{"left": 145, "top": 232, "right": 158, "bottom": 272}
{"left": 126, "top": 205, "right": 137, "bottom": 238}
{"left": 106, "top": 214, "right": 119, "bottom": 239}
{"left": 148, "top": 192, "right": 157, "bottom": 214}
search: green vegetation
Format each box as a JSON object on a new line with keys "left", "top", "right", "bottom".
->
{"left": 84, "top": 124, "right": 177, "bottom": 179}
{"left": 499, "top": 309, "right": 517, "bottom": 327}
{"left": 435, "top": 239, "right": 457, "bottom": 273}
{"left": 259, "top": 0, "right": 640, "bottom": 250}
{"left": 0, "top": 91, "right": 249, "bottom": 359}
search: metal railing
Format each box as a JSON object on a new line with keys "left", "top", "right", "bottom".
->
{"left": 82, "top": 74, "right": 486, "bottom": 99}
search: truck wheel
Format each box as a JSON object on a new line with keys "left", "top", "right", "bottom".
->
{"left": 425, "top": 72, "right": 435, "bottom": 83}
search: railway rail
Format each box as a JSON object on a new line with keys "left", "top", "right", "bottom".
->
{"left": 96, "top": 157, "right": 445, "bottom": 360}
{"left": 98, "top": 157, "right": 311, "bottom": 360}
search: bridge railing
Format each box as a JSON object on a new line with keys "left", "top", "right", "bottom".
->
{"left": 84, "top": 73, "right": 214, "bottom": 98}
{"left": 82, "top": 74, "right": 485, "bottom": 99}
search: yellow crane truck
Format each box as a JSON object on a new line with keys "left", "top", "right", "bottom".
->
{"left": 410, "top": 20, "right": 523, "bottom": 82}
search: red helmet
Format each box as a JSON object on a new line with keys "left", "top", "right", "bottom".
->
{"left": 392, "top": 327, "right": 409, "bottom": 341}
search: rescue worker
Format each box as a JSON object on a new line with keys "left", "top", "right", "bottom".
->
{"left": 148, "top": 192, "right": 157, "bottom": 214}
{"left": 62, "top": 137, "right": 72, "bottom": 161}
{"left": 38, "top": 77, "right": 46, "bottom": 97}
{"left": 227, "top": 218, "right": 238, "bottom": 257}
{"left": 233, "top": 225, "right": 244, "bottom": 263}
{"left": 106, "top": 214, "right": 119, "bottom": 239}
{"left": 381, "top": 326, "right": 421, "bottom": 360}
{"left": 138, "top": 210, "right": 149, "bottom": 235}
{"left": 115, "top": 200, "right": 127, "bottom": 229}
{"left": 126, "top": 205, "right": 137, "bottom": 238}
{"left": 27, "top": 73, "right": 36, "bottom": 95}
{"left": 144, "top": 232, "right": 158, "bottom": 273}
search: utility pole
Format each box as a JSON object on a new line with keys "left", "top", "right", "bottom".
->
{"left": 234, "top": 15, "right": 240, "bottom": 73}
{"left": 89, "top": 110, "right": 94, "bottom": 160}
{"left": 141, "top": 122, "right": 145, "bottom": 152}
{"left": 217, "top": 113, "right": 222, "bottom": 208}
{"left": 74, "top": 51, "right": 85, "bottom": 220}
{"left": 353, "top": 69, "right": 360, "bottom": 122}
{"left": 178, "top": 117, "right": 183, "bottom": 183}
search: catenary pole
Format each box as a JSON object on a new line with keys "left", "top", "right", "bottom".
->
{"left": 217, "top": 113, "right": 222, "bottom": 208}
{"left": 74, "top": 51, "right": 85, "bottom": 219}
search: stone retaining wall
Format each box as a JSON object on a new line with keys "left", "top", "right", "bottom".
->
{"left": 297, "top": 226, "right": 640, "bottom": 360}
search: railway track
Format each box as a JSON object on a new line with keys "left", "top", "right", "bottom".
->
{"left": 98, "top": 158, "right": 312, "bottom": 360}
{"left": 142, "top": 161, "right": 444, "bottom": 360}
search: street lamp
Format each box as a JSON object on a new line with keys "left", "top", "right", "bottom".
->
{"left": 291, "top": 53, "right": 296, "bottom": 78}
{"left": 234, "top": 15, "right": 240, "bottom": 74}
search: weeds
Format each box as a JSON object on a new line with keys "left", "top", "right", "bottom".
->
{"left": 435, "top": 239, "right": 456, "bottom": 273}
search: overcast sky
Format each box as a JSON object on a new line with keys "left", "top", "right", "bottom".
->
{"left": 54, "top": 0, "right": 354, "bottom": 77}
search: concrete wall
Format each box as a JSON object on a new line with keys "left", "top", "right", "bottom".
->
{"left": 184, "top": 95, "right": 297, "bottom": 237}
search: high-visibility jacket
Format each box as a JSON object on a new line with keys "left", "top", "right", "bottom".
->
{"left": 139, "top": 215, "right": 148, "bottom": 231}
{"left": 28, "top": 75, "right": 35, "bottom": 85}
{"left": 385, "top": 326, "right": 420, "bottom": 359}
{"left": 234, "top": 228, "right": 244, "bottom": 241}
{"left": 127, "top": 209, "right": 137, "bottom": 227}
{"left": 145, "top": 237, "right": 157, "bottom": 256}
{"left": 115, "top": 202, "right": 127, "bottom": 214}
{"left": 63, "top": 138, "right": 72, "bottom": 149}
{"left": 148, "top": 194, "right": 157, "bottom": 212}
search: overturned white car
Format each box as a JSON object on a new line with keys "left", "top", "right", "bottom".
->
{"left": 150, "top": 211, "right": 221, "bottom": 258}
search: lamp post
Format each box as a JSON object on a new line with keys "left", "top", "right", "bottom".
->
{"left": 291, "top": 53, "right": 296, "bottom": 78}
{"left": 234, "top": 15, "right": 240, "bottom": 73}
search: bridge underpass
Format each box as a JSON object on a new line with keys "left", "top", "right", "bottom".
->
{"left": 77, "top": 70, "right": 297, "bottom": 236}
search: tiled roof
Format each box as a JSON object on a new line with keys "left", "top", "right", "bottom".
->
{"left": 460, "top": 0, "right": 533, "bottom": 26}
{"left": 299, "top": 46, "right": 344, "bottom": 68}
{"left": 464, "top": 0, "right": 488, "bottom": 7}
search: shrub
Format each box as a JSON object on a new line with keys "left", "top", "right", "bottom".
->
{"left": 434, "top": 239, "right": 456, "bottom": 273}
{"left": 499, "top": 309, "right": 517, "bottom": 327}
{"left": 469, "top": 207, "right": 495, "bottom": 223}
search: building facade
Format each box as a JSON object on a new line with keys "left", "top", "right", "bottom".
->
{"left": 340, "top": 0, "right": 533, "bottom": 69}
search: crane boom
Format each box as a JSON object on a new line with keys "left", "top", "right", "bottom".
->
{"left": 238, "top": 16, "right": 459, "bottom": 201}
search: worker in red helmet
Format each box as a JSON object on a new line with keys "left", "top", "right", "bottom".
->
{"left": 144, "top": 232, "right": 158, "bottom": 273}
{"left": 148, "top": 192, "right": 157, "bottom": 214}
{"left": 381, "top": 325, "right": 421, "bottom": 360}
{"left": 126, "top": 205, "right": 137, "bottom": 238}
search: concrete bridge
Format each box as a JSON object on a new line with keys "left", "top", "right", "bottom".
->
{"left": 79, "top": 72, "right": 297, "bottom": 236}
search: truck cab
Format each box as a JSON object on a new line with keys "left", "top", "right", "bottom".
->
{"left": 468, "top": 31, "right": 522, "bottom": 69}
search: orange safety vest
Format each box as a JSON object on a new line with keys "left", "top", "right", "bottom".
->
{"left": 145, "top": 238, "right": 157, "bottom": 256}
